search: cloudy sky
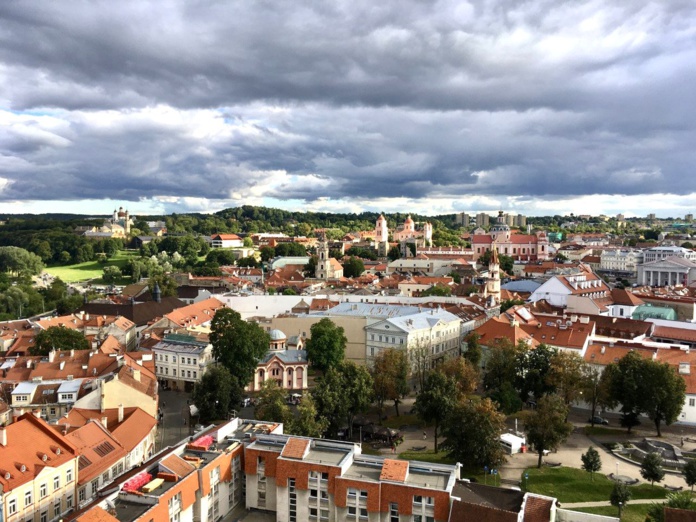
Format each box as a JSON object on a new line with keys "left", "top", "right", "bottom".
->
{"left": 1, "top": 1, "right": 695, "bottom": 218}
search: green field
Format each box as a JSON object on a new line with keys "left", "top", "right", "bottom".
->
{"left": 45, "top": 250, "right": 139, "bottom": 283}
{"left": 524, "top": 466, "right": 668, "bottom": 503}
{"left": 573, "top": 504, "right": 651, "bottom": 522}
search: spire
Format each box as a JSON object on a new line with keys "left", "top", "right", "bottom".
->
{"left": 152, "top": 282, "right": 161, "bottom": 303}
{"left": 490, "top": 247, "right": 499, "bottom": 266}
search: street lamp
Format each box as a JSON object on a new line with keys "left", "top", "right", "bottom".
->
{"left": 616, "top": 461, "right": 619, "bottom": 477}
{"left": 484, "top": 466, "right": 488, "bottom": 485}
{"left": 524, "top": 473, "right": 529, "bottom": 491}
{"left": 618, "top": 501, "right": 623, "bottom": 518}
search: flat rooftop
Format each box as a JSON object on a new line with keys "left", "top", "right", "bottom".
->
{"left": 112, "top": 498, "right": 153, "bottom": 522}
{"left": 343, "top": 461, "right": 383, "bottom": 482}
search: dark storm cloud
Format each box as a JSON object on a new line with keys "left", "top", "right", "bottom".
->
{"left": 0, "top": 0, "right": 695, "bottom": 209}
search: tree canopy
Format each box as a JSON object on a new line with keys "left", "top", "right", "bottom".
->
{"left": 305, "top": 318, "right": 347, "bottom": 373}
{"left": 255, "top": 380, "right": 292, "bottom": 424}
{"left": 415, "top": 371, "right": 458, "bottom": 453}
{"left": 372, "top": 348, "right": 410, "bottom": 418}
{"left": 210, "top": 308, "right": 270, "bottom": 388}
{"left": 441, "top": 397, "right": 507, "bottom": 468}
{"left": 31, "top": 326, "right": 90, "bottom": 355}
{"left": 192, "top": 366, "right": 241, "bottom": 423}
{"left": 524, "top": 394, "right": 573, "bottom": 468}
{"left": 0, "top": 246, "right": 44, "bottom": 277}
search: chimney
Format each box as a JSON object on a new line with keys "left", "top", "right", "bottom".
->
{"left": 70, "top": 349, "right": 75, "bottom": 357}
{"left": 118, "top": 404, "right": 124, "bottom": 423}
{"left": 601, "top": 346, "right": 606, "bottom": 354}
{"left": 59, "top": 361, "right": 65, "bottom": 371}
{"left": 0, "top": 427, "right": 6, "bottom": 446}
{"left": 33, "top": 409, "right": 41, "bottom": 419}
{"left": 85, "top": 313, "right": 90, "bottom": 321}
{"left": 133, "top": 369, "right": 141, "bottom": 382}
{"left": 101, "top": 416, "right": 108, "bottom": 429}
{"left": 48, "top": 350, "right": 56, "bottom": 363}
{"left": 26, "top": 360, "right": 31, "bottom": 369}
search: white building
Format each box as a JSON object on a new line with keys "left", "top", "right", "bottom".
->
{"left": 642, "top": 246, "right": 696, "bottom": 264}
{"left": 600, "top": 249, "right": 644, "bottom": 274}
{"left": 637, "top": 257, "right": 696, "bottom": 287}
{"left": 210, "top": 234, "right": 244, "bottom": 248}
{"left": 366, "top": 308, "right": 462, "bottom": 367}
{"left": 152, "top": 334, "right": 214, "bottom": 392}
{"left": 529, "top": 271, "right": 611, "bottom": 308}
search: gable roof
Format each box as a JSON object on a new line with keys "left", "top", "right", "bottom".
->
{"left": 66, "top": 421, "right": 127, "bottom": 485}
{"left": 0, "top": 413, "right": 78, "bottom": 492}
{"left": 164, "top": 297, "right": 225, "bottom": 328}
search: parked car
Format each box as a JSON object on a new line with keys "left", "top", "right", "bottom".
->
{"left": 588, "top": 416, "right": 609, "bottom": 425}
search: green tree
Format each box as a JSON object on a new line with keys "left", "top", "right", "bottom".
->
{"left": 489, "top": 381, "right": 523, "bottom": 414}
{"left": 259, "top": 246, "right": 275, "bottom": 262}
{"left": 647, "top": 492, "right": 695, "bottom": 522}
{"left": 441, "top": 397, "right": 507, "bottom": 468}
{"left": 210, "top": 308, "right": 270, "bottom": 389}
{"left": 342, "top": 257, "right": 365, "bottom": 278}
{"left": 483, "top": 338, "right": 524, "bottom": 392}
{"left": 243, "top": 237, "right": 254, "bottom": 248}
{"left": 500, "top": 299, "right": 525, "bottom": 313}
{"left": 312, "top": 363, "right": 371, "bottom": 439}
{"left": 255, "top": 380, "right": 292, "bottom": 424}
{"left": 287, "top": 395, "right": 329, "bottom": 438}
{"left": 583, "top": 365, "right": 616, "bottom": 427}
{"left": 414, "top": 371, "right": 457, "bottom": 453}
{"left": 515, "top": 344, "right": 556, "bottom": 403}
{"left": 420, "top": 284, "right": 452, "bottom": 297}
{"left": 147, "top": 274, "right": 178, "bottom": 297}
{"left": 303, "top": 255, "right": 317, "bottom": 277}
{"left": 102, "top": 265, "right": 122, "bottom": 284}
{"left": 305, "top": 318, "right": 346, "bottom": 373}
{"left": 372, "top": 348, "right": 410, "bottom": 418}
{"left": 683, "top": 459, "right": 696, "bottom": 492}
{"left": 463, "top": 332, "right": 482, "bottom": 368}
{"left": 387, "top": 245, "right": 401, "bottom": 261}
{"left": 524, "top": 394, "right": 573, "bottom": 468}
{"left": 32, "top": 326, "right": 90, "bottom": 355}
{"left": 610, "top": 481, "right": 631, "bottom": 517}
{"left": 0, "top": 246, "right": 44, "bottom": 277}
{"left": 640, "top": 360, "right": 686, "bottom": 437}
{"left": 192, "top": 366, "right": 241, "bottom": 423}
{"left": 640, "top": 452, "right": 665, "bottom": 487}
{"left": 607, "top": 351, "right": 645, "bottom": 434}
{"left": 547, "top": 351, "right": 587, "bottom": 408}
{"left": 282, "top": 287, "right": 297, "bottom": 295}
{"left": 581, "top": 446, "right": 602, "bottom": 481}
{"left": 448, "top": 271, "right": 461, "bottom": 284}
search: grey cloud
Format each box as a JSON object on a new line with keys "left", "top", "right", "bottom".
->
{"left": 0, "top": 0, "right": 695, "bottom": 208}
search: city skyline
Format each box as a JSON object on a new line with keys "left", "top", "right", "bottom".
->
{"left": 1, "top": 1, "right": 695, "bottom": 217}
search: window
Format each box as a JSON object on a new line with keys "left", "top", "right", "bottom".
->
{"left": 79, "top": 489, "right": 86, "bottom": 502}
{"left": 25, "top": 490, "right": 33, "bottom": 506}
{"left": 349, "top": 506, "right": 356, "bottom": 515}
{"left": 360, "top": 508, "right": 368, "bottom": 518}
{"left": 91, "top": 479, "right": 99, "bottom": 495}
{"left": 54, "top": 475, "right": 60, "bottom": 490}
{"left": 8, "top": 498, "right": 17, "bottom": 515}
{"left": 193, "top": 371, "right": 197, "bottom": 379}
{"left": 40, "top": 482, "right": 47, "bottom": 498}
{"left": 103, "top": 471, "right": 110, "bottom": 483}
{"left": 40, "top": 511, "right": 48, "bottom": 522}
{"left": 173, "top": 369, "right": 176, "bottom": 377}
{"left": 50, "top": 407, "right": 56, "bottom": 415}
{"left": 310, "top": 488, "right": 318, "bottom": 498}
{"left": 112, "top": 465, "right": 118, "bottom": 477}
{"left": 54, "top": 500, "right": 61, "bottom": 517}
{"left": 690, "top": 398, "right": 695, "bottom": 407}
{"left": 172, "top": 356, "right": 176, "bottom": 363}
{"left": 66, "top": 494, "right": 73, "bottom": 510}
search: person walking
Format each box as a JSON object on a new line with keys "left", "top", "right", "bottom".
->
{"left": 422, "top": 431, "right": 427, "bottom": 440}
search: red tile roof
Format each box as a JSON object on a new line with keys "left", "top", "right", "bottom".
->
{"left": 0, "top": 413, "right": 78, "bottom": 492}
{"left": 66, "top": 421, "right": 127, "bottom": 485}
{"left": 160, "top": 454, "right": 195, "bottom": 478}
{"left": 523, "top": 495, "right": 554, "bottom": 522}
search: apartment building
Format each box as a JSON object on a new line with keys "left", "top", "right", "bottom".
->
{"left": 0, "top": 413, "right": 79, "bottom": 522}
{"left": 72, "top": 418, "right": 279, "bottom": 522}
{"left": 152, "top": 333, "right": 214, "bottom": 392}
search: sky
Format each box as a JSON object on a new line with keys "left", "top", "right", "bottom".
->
{"left": 1, "top": 1, "right": 695, "bottom": 218}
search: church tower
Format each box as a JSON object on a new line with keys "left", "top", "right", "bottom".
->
{"left": 315, "top": 232, "right": 330, "bottom": 280}
{"left": 486, "top": 247, "right": 501, "bottom": 304}
{"left": 423, "top": 222, "right": 433, "bottom": 247}
{"left": 375, "top": 214, "right": 389, "bottom": 257}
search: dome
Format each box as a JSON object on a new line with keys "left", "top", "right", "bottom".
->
{"left": 404, "top": 215, "right": 414, "bottom": 224}
{"left": 269, "top": 329, "right": 287, "bottom": 341}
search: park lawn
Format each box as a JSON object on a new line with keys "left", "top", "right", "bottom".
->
{"left": 573, "top": 504, "right": 651, "bottom": 522}
{"left": 45, "top": 250, "right": 139, "bottom": 283}
{"left": 524, "top": 466, "right": 668, "bottom": 503}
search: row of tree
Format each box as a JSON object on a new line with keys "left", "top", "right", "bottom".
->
{"left": 474, "top": 335, "right": 686, "bottom": 437}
